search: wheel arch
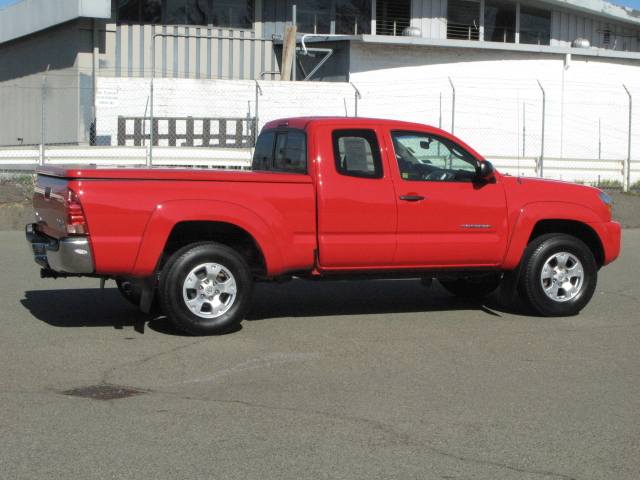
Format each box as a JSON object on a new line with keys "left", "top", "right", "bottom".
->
{"left": 130, "top": 200, "right": 284, "bottom": 277}
{"left": 162, "top": 220, "right": 267, "bottom": 276}
{"left": 527, "top": 220, "right": 604, "bottom": 267}
{"left": 502, "top": 202, "right": 607, "bottom": 270}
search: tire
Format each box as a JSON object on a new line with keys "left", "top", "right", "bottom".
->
{"left": 518, "top": 234, "right": 597, "bottom": 317}
{"left": 158, "top": 242, "right": 254, "bottom": 335}
{"left": 439, "top": 274, "right": 501, "bottom": 298}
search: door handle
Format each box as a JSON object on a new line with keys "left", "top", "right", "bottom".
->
{"left": 399, "top": 195, "right": 425, "bottom": 202}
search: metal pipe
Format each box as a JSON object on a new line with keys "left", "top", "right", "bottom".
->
{"left": 537, "top": 80, "right": 546, "bottom": 178}
{"left": 350, "top": 82, "right": 362, "bottom": 117}
{"left": 255, "top": 81, "right": 263, "bottom": 148}
{"left": 148, "top": 78, "right": 154, "bottom": 166}
{"left": 448, "top": 77, "right": 456, "bottom": 134}
{"left": 623, "top": 84, "right": 632, "bottom": 192}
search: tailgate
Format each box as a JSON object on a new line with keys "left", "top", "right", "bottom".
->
{"left": 33, "top": 175, "right": 71, "bottom": 238}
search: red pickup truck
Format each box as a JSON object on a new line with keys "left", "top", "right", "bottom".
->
{"left": 26, "top": 117, "right": 621, "bottom": 335}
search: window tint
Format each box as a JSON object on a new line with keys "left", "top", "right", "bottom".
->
{"left": 333, "top": 129, "right": 383, "bottom": 179}
{"left": 252, "top": 130, "right": 307, "bottom": 173}
{"left": 273, "top": 131, "right": 307, "bottom": 173}
{"left": 392, "top": 131, "right": 479, "bottom": 182}
{"left": 252, "top": 132, "right": 275, "bottom": 171}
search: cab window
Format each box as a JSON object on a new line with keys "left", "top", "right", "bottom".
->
{"left": 392, "top": 131, "right": 479, "bottom": 182}
{"left": 252, "top": 130, "right": 307, "bottom": 173}
{"left": 332, "top": 129, "right": 383, "bottom": 179}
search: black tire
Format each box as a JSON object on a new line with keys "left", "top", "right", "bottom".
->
{"left": 158, "top": 242, "right": 254, "bottom": 335}
{"left": 439, "top": 274, "right": 501, "bottom": 298}
{"left": 518, "top": 234, "right": 597, "bottom": 317}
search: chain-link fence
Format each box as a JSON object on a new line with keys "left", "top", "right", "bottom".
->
{"left": 0, "top": 75, "right": 638, "bottom": 191}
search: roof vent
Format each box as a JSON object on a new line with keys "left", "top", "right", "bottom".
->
{"left": 402, "top": 26, "right": 422, "bottom": 37}
{"left": 571, "top": 38, "right": 591, "bottom": 48}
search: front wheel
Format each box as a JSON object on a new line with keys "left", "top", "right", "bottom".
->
{"left": 158, "top": 242, "right": 254, "bottom": 335}
{"left": 518, "top": 234, "right": 597, "bottom": 317}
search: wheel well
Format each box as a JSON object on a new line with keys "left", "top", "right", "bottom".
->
{"left": 163, "top": 221, "right": 266, "bottom": 275}
{"left": 528, "top": 220, "right": 605, "bottom": 267}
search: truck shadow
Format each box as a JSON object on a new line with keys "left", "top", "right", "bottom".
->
{"left": 245, "top": 278, "right": 529, "bottom": 321}
{"left": 21, "top": 279, "right": 530, "bottom": 334}
{"left": 20, "top": 288, "right": 172, "bottom": 334}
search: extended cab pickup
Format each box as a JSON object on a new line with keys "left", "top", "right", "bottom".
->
{"left": 26, "top": 117, "right": 621, "bottom": 334}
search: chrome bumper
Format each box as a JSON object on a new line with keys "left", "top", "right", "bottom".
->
{"left": 25, "top": 224, "right": 94, "bottom": 274}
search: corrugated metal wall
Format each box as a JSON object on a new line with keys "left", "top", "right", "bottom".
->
{"left": 552, "top": 10, "right": 639, "bottom": 51}
{"left": 111, "top": 24, "right": 280, "bottom": 80}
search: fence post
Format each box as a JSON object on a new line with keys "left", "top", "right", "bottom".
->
{"left": 40, "top": 65, "right": 50, "bottom": 166}
{"left": 350, "top": 82, "right": 361, "bottom": 117}
{"left": 148, "top": 78, "right": 154, "bottom": 166}
{"left": 623, "top": 84, "right": 632, "bottom": 193}
{"left": 448, "top": 77, "right": 456, "bottom": 134}
{"left": 255, "top": 81, "right": 263, "bottom": 147}
{"left": 537, "top": 80, "right": 546, "bottom": 178}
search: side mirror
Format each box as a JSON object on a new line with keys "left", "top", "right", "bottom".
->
{"left": 478, "top": 160, "right": 496, "bottom": 181}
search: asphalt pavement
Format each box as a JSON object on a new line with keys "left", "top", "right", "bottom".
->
{"left": 1, "top": 229, "right": 639, "bottom": 480}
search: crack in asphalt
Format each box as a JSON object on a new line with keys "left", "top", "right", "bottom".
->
{"left": 146, "top": 392, "right": 578, "bottom": 479}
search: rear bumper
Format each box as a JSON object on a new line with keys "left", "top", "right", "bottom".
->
{"left": 25, "top": 224, "right": 94, "bottom": 274}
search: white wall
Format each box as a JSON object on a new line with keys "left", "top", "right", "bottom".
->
{"left": 348, "top": 43, "right": 639, "bottom": 178}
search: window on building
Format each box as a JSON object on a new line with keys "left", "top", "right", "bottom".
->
{"left": 333, "top": 129, "right": 383, "bottom": 179}
{"left": 484, "top": 0, "right": 516, "bottom": 43}
{"left": 117, "top": 0, "right": 253, "bottom": 29}
{"left": 335, "top": 0, "right": 372, "bottom": 35}
{"left": 288, "top": 0, "right": 331, "bottom": 34}
{"left": 165, "top": 0, "right": 208, "bottom": 26}
{"left": 211, "top": 0, "right": 254, "bottom": 29}
{"left": 376, "top": 0, "right": 410, "bottom": 36}
{"left": 117, "top": 0, "right": 162, "bottom": 23}
{"left": 520, "top": 5, "right": 551, "bottom": 45}
{"left": 447, "top": 0, "right": 480, "bottom": 40}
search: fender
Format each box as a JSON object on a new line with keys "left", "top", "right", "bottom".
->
{"left": 502, "top": 201, "right": 606, "bottom": 270}
{"left": 130, "top": 199, "right": 285, "bottom": 277}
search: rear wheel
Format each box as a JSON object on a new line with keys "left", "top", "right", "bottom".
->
{"left": 518, "top": 234, "right": 597, "bottom": 316}
{"left": 159, "top": 242, "right": 254, "bottom": 335}
{"left": 439, "top": 274, "right": 501, "bottom": 298}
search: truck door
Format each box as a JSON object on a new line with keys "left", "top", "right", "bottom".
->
{"left": 315, "top": 126, "right": 398, "bottom": 268}
{"left": 389, "top": 130, "right": 509, "bottom": 267}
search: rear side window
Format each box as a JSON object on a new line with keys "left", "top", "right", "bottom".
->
{"left": 251, "top": 130, "right": 307, "bottom": 173}
{"left": 252, "top": 132, "right": 275, "bottom": 171}
{"left": 332, "top": 129, "right": 383, "bottom": 179}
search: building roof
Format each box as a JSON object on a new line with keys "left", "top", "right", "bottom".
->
{"left": 0, "top": 0, "right": 111, "bottom": 44}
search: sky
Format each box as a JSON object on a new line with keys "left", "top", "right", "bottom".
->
{"left": 0, "top": 0, "right": 639, "bottom": 12}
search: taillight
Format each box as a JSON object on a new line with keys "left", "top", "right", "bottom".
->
{"left": 65, "top": 189, "right": 89, "bottom": 235}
